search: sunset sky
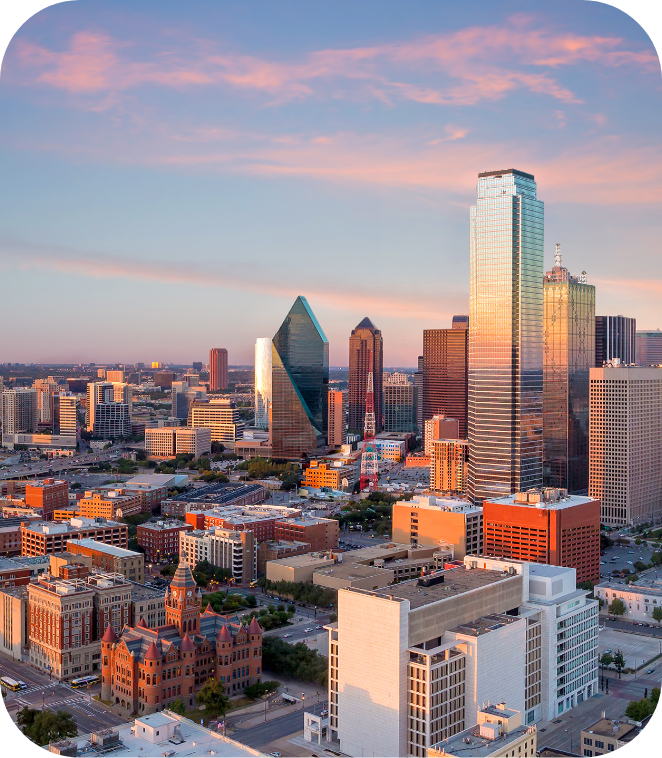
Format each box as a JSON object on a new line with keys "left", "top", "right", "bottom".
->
{"left": 0, "top": 0, "right": 660, "bottom": 366}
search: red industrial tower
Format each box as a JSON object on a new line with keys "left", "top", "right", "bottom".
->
{"left": 359, "top": 351, "right": 379, "bottom": 492}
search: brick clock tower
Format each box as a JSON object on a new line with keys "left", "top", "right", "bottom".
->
{"left": 165, "top": 560, "right": 202, "bottom": 636}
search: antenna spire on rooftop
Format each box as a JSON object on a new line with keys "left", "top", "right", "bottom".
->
{"left": 555, "top": 243, "right": 562, "bottom": 268}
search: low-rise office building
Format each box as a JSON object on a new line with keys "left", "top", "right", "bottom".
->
{"left": 21, "top": 517, "right": 129, "bottom": 556}
{"left": 79, "top": 489, "right": 143, "bottom": 520}
{"left": 257, "top": 539, "right": 311, "bottom": 574}
{"left": 580, "top": 715, "right": 644, "bottom": 756}
{"left": 594, "top": 575, "right": 662, "bottom": 623}
{"left": 137, "top": 520, "right": 193, "bottom": 563}
{"left": 67, "top": 538, "right": 145, "bottom": 584}
{"left": 392, "top": 495, "right": 483, "bottom": 558}
{"left": 179, "top": 527, "right": 256, "bottom": 584}
{"left": 145, "top": 426, "right": 211, "bottom": 459}
{"left": 274, "top": 514, "right": 339, "bottom": 551}
{"left": 302, "top": 460, "right": 356, "bottom": 491}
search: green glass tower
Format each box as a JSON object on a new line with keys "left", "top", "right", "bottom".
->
{"left": 271, "top": 296, "right": 329, "bottom": 459}
{"left": 543, "top": 246, "right": 595, "bottom": 492}
{"left": 468, "top": 168, "right": 544, "bottom": 504}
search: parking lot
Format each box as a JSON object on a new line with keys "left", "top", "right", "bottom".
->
{"left": 599, "top": 542, "right": 661, "bottom": 581}
{"left": 599, "top": 628, "right": 662, "bottom": 669}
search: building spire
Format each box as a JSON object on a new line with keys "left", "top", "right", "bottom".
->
{"left": 555, "top": 243, "right": 562, "bottom": 268}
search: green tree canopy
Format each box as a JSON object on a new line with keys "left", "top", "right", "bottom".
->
{"left": 600, "top": 652, "right": 614, "bottom": 666}
{"left": 169, "top": 699, "right": 187, "bottom": 716}
{"left": 652, "top": 606, "right": 662, "bottom": 624}
{"left": 609, "top": 598, "right": 626, "bottom": 616}
{"left": 17, "top": 708, "right": 77, "bottom": 746}
{"left": 196, "top": 678, "right": 231, "bottom": 716}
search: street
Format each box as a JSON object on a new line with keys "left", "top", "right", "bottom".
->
{"left": 229, "top": 700, "right": 328, "bottom": 749}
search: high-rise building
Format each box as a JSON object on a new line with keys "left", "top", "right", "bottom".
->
{"left": 188, "top": 399, "right": 244, "bottom": 445}
{"left": 327, "top": 389, "right": 346, "bottom": 446}
{"left": 145, "top": 426, "right": 211, "bottom": 458}
{"left": 413, "top": 355, "right": 424, "bottom": 432}
{"left": 424, "top": 415, "right": 460, "bottom": 456}
{"left": 383, "top": 379, "right": 416, "bottom": 433}
{"left": 271, "top": 296, "right": 329, "bottom": 459}
{"left": 86, "top": 382, "right": 132, "bottom": 439}
{"left": 209, "top": 348, "right": 228, "bottom": 391}
{"left": 595, "top": 315, "right": 636, "bottom": 366}
{"left": 1, "top": 388, "right": 38, "bottom": 435}
{"left": 153, "top": 371, "right": 175, "bottom": 389}
{"left": 106, "top": 370, "right": 125, "bottom": 383}
{"left": 53, "top": 393, "right": 77, "bottom": 437}
{"left": 452, "top": 315, "right": 469, "bottom": 330}
{"left": 430, "top": 438, "right": 469, "bottom": 495}
{"left": 589, "top": 366, "right": 662, "bottom": 526}
{"left": 422, "top": 326, "right": 468, "bottom": 438}
{"left": 327, "top": 556, "right": 598, "bottom": 756}
{"left": 483, "top": 488, "right": 601, "bottom": 583}
{"left": 254, "top": 337, "right": 272, "bottom": 429}
{"left": 33, "top": 376, "right": 59, "bottom": 423}
{"left": 543, "top": 247, "right": 595, "bottom": 492}
{"left": 348, "top": 317, "right": 383, "bottom": 434}
{"left": 468, "top": 169, "right": 544, "bottom": 504}
{"left": 636, "top": 329, "right": 662, "bottom": 366}
{"left": 179, "top": 527, "right": 257, "bottom": 585}
{"left": 171, "top": 380, "right": 207, "bottom": 420}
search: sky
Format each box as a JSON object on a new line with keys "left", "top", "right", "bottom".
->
{"left": 0, "top": 0, "right": 660, "bottom": 367}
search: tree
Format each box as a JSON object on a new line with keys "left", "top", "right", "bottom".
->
{"left": 243, "top": 681, "right": 279, "bottom": 700}
{"left": 600, "top": 652, "right": 614, "bottom": 667}
{"left": 196, "top": 678, "right": 231, "bottom": 716}
{"left": 652, "top": 606, "right": 662, "bottom": 625}
{"left": 169, "top": 699, "right": 187, "bottom": 716}
{"left": 18, "top": 707, "right": 77, "bottom": 746}
{"left": 651, "top": 551, "right": 662, "bottom": 566}
{"left": 613, "top": 650, "right": 625, "bottom": 679}
{"left": 625, "top": 688, "right": 659, "bottom": 721}
{"left": 609, "top": 598, "right": 626, "bottom": 616}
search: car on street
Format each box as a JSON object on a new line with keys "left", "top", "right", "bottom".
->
{"left": 270, "top": 753, "right": 282, "bottom": 757}
{"left": 283, "top": 633, "right": 293, "bottom": 638}
{"left": 320, "top": 709, "right": 329, "bottom": 717}
{"left": 18, "top": 681, "right": 27, "bottom": 689}
{"left": 646, "top": 669, "right": 655, "bottom": 674}
{"left": 304, "top": 627, "right": 313, "bottom": 632}
{"left": 627, "top": 561, "right": 633, "bottom": 565}
{"left": 316, "top": 625, "right": 323, "bottom": 630}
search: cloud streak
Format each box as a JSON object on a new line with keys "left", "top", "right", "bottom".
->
{"left": 8, "top": 15, "right": 658, "bottom": 109}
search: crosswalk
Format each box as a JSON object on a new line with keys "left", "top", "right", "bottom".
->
{"left": 18, "top": 682, "right": 59, "bottom": 697}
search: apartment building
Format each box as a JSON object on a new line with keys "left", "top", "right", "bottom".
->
{"left": 53, "top": 393, "right": 77, "bottom": 437}
{"left": 483, "top": 488, "right": 601, "bottom": 583}
{"left": 327, "top": 556, "right": 597, "bottom": 757}
{"left": 28, "top": 571, "right": 132, "bottom": 680}
{"left": 430, "top": 439, "right": 469, "bottom": 496}
{"left": 179, "top": 527, "right": 256, "bottom": 584}
{"left": 79, "top": 489, "right": 142, "bottom": 520}
{"left": 328, "top": 389, "right": 347, "bottom": 446}
{"left": 136, "top": 520, "right": 193, "bottom": 563}
{"left": 274, "top": 515, "right": 339, "bottom": 551}
{"left": 21, "top": 518, "right": 129, "bottom": 556}
{"left": 392, "top": 495, "right": 483, "bottom": 559}
{"left": 24, "top": 478, "right": 69, "bottom": 520}
{"left": 424, "top": 416, "right": 460, "bottom": 457}
{"left": 145, "top": 425, "right": 212, "bottom": 458}
{"left": 67, "top": 538, "right": 145, "bottom": 584}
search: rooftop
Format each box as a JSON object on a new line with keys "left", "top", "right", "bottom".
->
{"left": 448, "top": 612, "right": 522, "bottom": 638}
{"left": 397, "top": 495, "right": 482, "bottom": 514}
{"left": 165, "top": 482, "right": 266, "bottom": 504}
{"left": 125, "top": 473, "right": 189, "bottom": 488}
{"left": 430, "top": 724, "right": 534, "bottom": 756}
{"left": 353, "top": 564, "right": 521, "bottom": 610}
{"left": 139, "top": 519, "right": 189, "bottom": 531}
{"left": 486, "top": 489, "right": 598, "bottom": 510}
{"left": 269, "top": 552, "right": 335, "bottom": 568}
{"left": 68, "top": 538, "right": 142, "bottom": 558}
{"left": 73, "top": 714, "right": 265, "bottom": 758}
{"left": 582, "top": 718, "right": 640, "bottom": 742}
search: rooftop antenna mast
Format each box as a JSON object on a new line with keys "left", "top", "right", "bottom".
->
{"left": 555, "top": 243, "right": 562, "bottom": 268}
{"left": 359, "top": 350, "right": 379, "bottom": 492}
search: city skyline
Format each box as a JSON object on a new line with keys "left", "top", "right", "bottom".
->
{"left": 0, "top": 1, "right": 660, "bottom": 365}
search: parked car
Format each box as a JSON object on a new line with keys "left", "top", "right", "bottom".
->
{"left": 283, "top": 633, "right": 293, "bottom": 638}
{"left": 304, "top": 627, "right": 314, "bottom": 633}
{"left": 646, "top": 669, "right": 655, "bottom": 674}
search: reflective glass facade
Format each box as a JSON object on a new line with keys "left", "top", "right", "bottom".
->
{"left": 422, "top": 327, "right": 468, "bottom": 438}
{"left": 543, "top": 261, "right": 595, "bottom": 492}
{"left": 254, "top": 337, "right": 272, "bottom": 429}
{"left": 348, "top": 317, "right": 383, "bottom": 434}
{"left": 468, "top": 169, "right": 544, "bottom": 503}
{"left": 271, "top": 296, "right": 329, "bottom": 459}
{"left": 595, "top": 315, "right": 636, "bottom": 367}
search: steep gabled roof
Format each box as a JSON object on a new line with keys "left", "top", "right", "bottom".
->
{"left": 101, "top": 625, "right": 118, "bottom": 643}
{"left": 144, "top": 641, "right": 161, "bottom": 660}
{"left": 247, "top": 617, "right": 262, "bottom": 635}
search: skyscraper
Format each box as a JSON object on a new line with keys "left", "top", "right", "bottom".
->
{"left": 636, "top": 329, "right": 662, "bottom": 366}
{"left": 86, "top": 382, "right": 132, "bottom": 438}
{"left": 348, "top": 318, "right": 383, "bottom": 434}
{"left": 595, "top": 315, "right": 636, "bottom": 367}
{"left": 328, "top": 389, "right": 346, "bottom": 446}
{"left": 209, "top": 348, "right": 228, "bottom": 391}
{"left": 422, "top": 324, "right": 468, "bottom": 437}
{"left": 254, "top": 337, "right": 272, "bottom": 429}
{"left": 383, "top": 378, "right": 416, "bottom": 433}
{"left": 413, "top": 355, "right": 424, "bottom": 432}
{"left": 271, "top": 296, "right": 329, "bottom": 459}
{"left": 468, "top": 169, "right": 544, "bottom": 504}
{"left": 543, "top": 246, "right": 595, "bottom": 492}
{"left": 1, "top": 388, "right": 38, "bottom": 435}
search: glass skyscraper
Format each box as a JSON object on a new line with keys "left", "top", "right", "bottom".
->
{"left": 254, "top": 337, "right": 272, "bottom": 429}
{"left": 468, "top": 168, "right": 544, "bottom": 504}
{"left": 543, "top": 247, "right": 595, "bottom": 492}
{"left": 271, "top": 296, "right": 329, "bottom": 459}
{"left": 348, "top": 317, "right": 383, "bottom": 435}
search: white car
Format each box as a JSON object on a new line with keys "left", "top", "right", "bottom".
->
{"left": 627, "top": 561, "right": 634, "bottom": 565}
{"left": 283, "top": 633, "right": 293, "bottom": 638}
{"left": 304, "top": 627, "right": 314, "bottom": 633}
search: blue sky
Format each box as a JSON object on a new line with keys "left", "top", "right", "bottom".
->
{"left": 0, "top": 0, "right": 660, "bottom": 366}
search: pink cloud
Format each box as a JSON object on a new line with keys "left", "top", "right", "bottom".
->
{"left": 7, "top": 16, "right": 657, "bottom": 108}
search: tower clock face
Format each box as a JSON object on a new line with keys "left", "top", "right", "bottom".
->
{"left": 172, "top": 590, "right": 177, "bottom": 599}
{"left": 187, "top": 590, "right": 192, "bottom": 597}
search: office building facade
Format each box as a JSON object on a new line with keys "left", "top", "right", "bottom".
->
{"left": 430, "top": 438, "right": 469, "bottom": 496}
{"left": 424, "top": 415, "right": 460, "bottom": 457}
{"left": 171, "top": 380, "right": 207, "bottom": 420}
{"left": 144, "top": 426, "right": 211, "bottom": 459}
{"left": 179, "top": 527, "right": 256, "bottom": 584}
{"left": 595, "top": 315, "right": 636, "bottom": 367}
{"left": 422, "top": 326, "right": 468, "bottom": 438}
{"left": 209, "top": 348, "right": 228, "bottom": 391}
{"left": 53, "top": 393, "right": 77, "bottom": 437}
{"left": 188, "top": 399, "right": 244, "bottom": 445}
{"left": 86, "top": 382, "right": 132, "bottom": 439}
{"left": 1, "top": 388, "right": 38, "bottom": 435}
{"left": 348, "top": 317, "right": 383, "bottom": 434}
{"left": 327, "top": 389, "right": 346, "bottom": 447}
{"left": 543, "top": 248, "right": 595, "bottom": 491}
{"left": 636, "top": 329, "right": 662, "bottom": 366}
{"left": 271, "top": 296, "right": 329, "bottom": 459}
{"left": 483, "top": 488, "right": 601, "bottom": 583}
{"left": 254, "top": 337, "right": 272, "bottom": 429}
{"left": 589, "top": 366, "right": 662, "bottom": 526}
{"left": 383, "top": 379, "right": 417, "bottom": 433}
{"left": 468, "top": 169, "right": 544, "bottom": 504}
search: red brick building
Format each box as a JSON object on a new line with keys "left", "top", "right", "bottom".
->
{"left": 185, "top": 510, "right": 277, "bottom": 542}
{"left": 21, "top": 518, "right": 129, "bottom": 557}
{"left": 482, "top": 489, "right": 601, "bottom": 583}
{"left": 137, "top": 520, "right": 194, "bottom": 563}
{"left": 0, "top": 560, "right": 31, "bottom": 588}
{"left": 274, "top": 516, "right": 340, "bottom": 552}
{"left": 101, "top": 561, "right": 262, "bottom": 715}
{"left": 25, "top": 479, "right": 69, "bottom": 520}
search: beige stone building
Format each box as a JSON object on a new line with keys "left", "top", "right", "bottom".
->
{"left": 580, "top": 715, "right": 643, "bottom": 756}
{"left": 66, "top": 538, "right": 145, "bottom": 584}
{"left": 0, "top": 585, "right": 28, "bottom": 660}
{"left": 145, "top": 426, "right": 211, "bottom": 458}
